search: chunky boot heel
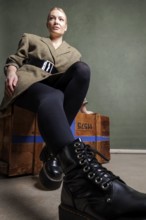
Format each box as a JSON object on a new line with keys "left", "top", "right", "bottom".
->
{"left": 39, "top": 165, "right": 62, "bottom": 190}
{"left": 39, "top": 146, "right": 63, "bottom": 190}
{"left": 59, "top": 205, "right": 98, "bottom": 220}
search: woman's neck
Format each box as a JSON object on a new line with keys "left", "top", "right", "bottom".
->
{"left": 50, "top": 36, "right": 63, "bottom": 49}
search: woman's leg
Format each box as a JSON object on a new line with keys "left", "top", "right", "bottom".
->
{"left": 15, "top": 82, "right": 69, "bottom": 189}
{"left": 14, "top": 62, "right": 91, "bottom": 189}
{"left": 54, "top": 61, "right": 90, "bottom": 125}
{"left": 14, "top": 82, "right": 74, "bottom": 154}
{"left": 15, "top": 62, "right": 90, "bottom": 152}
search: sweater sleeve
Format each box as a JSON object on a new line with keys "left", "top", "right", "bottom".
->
{"left": 4, "top": 33, "right": 29, "bottom": 74}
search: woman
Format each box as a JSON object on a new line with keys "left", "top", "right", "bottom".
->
{"left": 1, "top": 7, "right": 146, "bottom": 220}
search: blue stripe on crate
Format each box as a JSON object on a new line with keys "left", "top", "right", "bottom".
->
{"left": 12, "top": 135, "right": 44, "bottom": 144}
{"left": 96, "top": 136, "right": 109, "bottom": 141}
{"left": 35, "top": 136, "right": 44, "bottom": 143}
{"left": 12, "top": 135, "right": 109, "bottom": 144}
{"left": 73, "top": 136, "right": 109, "bottom": 142}
{"left": 71, "top": 120, "right": 75, "bottom": 134}
{"left": 70, "top": 120, "right": 109, "bottom": 142}
{"left": 76, "top": 136, "right": 96, "bottom": 142}
{"left": 12, "top": 136, "right": 35, "bottom": 143}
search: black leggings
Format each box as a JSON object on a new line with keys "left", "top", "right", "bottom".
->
{"left": 14, "top": 62, "right": 90, "bottom": 155}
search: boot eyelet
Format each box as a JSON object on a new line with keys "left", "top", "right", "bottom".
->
{"left": 88, "top": 152, "right": 94, "bottom": 157}
{"left": 87, "top": 157, "right": 92, "bottom": 162}
{"left": 79, "top": 159, "right": 86, "bottom": 165}
{"left": 95, "top": 177, "right": 102, "bottom": 184}
{"left": 75, "top": 148, "right": 81, "bottom": 153}
{"left": 106, "top": 197, "right": 112, "bottom": 203}
{"left": 83, "top": 166, "right": 90, "bottom": 173}
{"left": 74, "top": 142, "right": 81, "bottom": 148}
{"left": 77, "top": 154, "right": 84, "bottom": 159}
{"left": 88, "top": 172, "right": 95, "bottom": 179}
{"left": 97, "top": 169, "right": 102, "bottom": 172}
{"left": 101, "top": 182, "right": 109, "bottom": 190}
{"left": 104, "top": 174, "right": 108, "bottom": 178}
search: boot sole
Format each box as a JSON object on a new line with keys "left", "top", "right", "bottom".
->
{"left": 59, "top": 204, "right": 104, "bottom": 220}
{"left": 117, "top": 218, "right": 146, "bottom": 220}
{"left": 59, "top": 205, "right": 146, "bottom": 220}
{"left": 39, "top": 167, "right": 62, "bottom": 190}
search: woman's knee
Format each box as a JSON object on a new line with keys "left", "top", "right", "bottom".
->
{"left": 72, "top": 61, "right": 91, "bottom": 82}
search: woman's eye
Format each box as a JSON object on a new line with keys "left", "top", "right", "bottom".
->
{"left": 59, "top": 17, "right": 64, "bottom": 21}
{"left": 49, "top": 16, "right": 54, "bottom": 20}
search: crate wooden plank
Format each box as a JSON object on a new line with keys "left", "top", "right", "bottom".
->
{"left": 0, "top": 106, "right": 43, "bottom": 176}
{"left": 71, "top": 112, "right": 110, "bottom": 163}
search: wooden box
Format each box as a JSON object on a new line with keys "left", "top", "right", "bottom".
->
{"left": 0, "top": 106, "right": 43, "bottom": 176}
{"left": 0, "top": 107, "right": 110, "bottom": 177}
{"left": 71, "top": 112, "right": 110, "bottom": 164}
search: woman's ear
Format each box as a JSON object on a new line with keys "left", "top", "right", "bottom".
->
{"left": 65, "top": 24, "right": 68, "bottom": 32}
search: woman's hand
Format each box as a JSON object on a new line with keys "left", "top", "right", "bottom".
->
{"left": 80, "top": 104, "right": 93, "bottom": 114}
{"left": 5, "top": 66, "right": 18, "bottom": 97}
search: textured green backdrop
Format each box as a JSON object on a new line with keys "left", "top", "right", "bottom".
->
{"left": 1, "top": 0, "right": 146, "bottom": 149}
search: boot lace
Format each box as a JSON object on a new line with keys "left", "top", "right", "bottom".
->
{"left": 73, "top": 140, "right": 123, "bottom": 191}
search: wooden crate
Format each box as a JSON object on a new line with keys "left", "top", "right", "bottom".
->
{"left": 0, "top": 107, "right": 110, "bottom": 177}
{"left": 71, "top": 112, "right": 110, "bottom": 163}
{"left": 0, "top": 106, "right": 43, "bottom": 176}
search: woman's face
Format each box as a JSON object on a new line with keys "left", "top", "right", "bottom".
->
{"left": 47, "top": 9, "right": 67, "bottom": 38}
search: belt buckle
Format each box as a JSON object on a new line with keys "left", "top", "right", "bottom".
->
{"left": 42, "top": 60, "right": 54, "bottom": 73}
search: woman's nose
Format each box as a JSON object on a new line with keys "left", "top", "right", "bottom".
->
{"left": 54, "top": 18, "right": 59, "bottom": 24}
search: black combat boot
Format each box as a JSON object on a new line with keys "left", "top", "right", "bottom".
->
{"left": 57, "top": 138, "right": 146, "bottom": 220}
{"left": 39, "top": 145, "right": 63, "bottom": 190}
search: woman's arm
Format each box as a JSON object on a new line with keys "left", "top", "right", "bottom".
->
{"left": 4, "top": 34, "right": 29, "bottom": 97}
{"left": 4, "top": 33, "right": 29, "bottom": 72}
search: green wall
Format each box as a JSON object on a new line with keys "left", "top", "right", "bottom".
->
{"left": 1, "top": 0, "right": 146, "bottom": 149}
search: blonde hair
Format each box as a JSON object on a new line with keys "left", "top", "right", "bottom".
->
{"left": 47, "top": 7, "right": 67, "bottom": 23}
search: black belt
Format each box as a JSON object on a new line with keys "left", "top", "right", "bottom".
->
{"left": 24, "top": 57, "right": 58, "bottom": 74}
